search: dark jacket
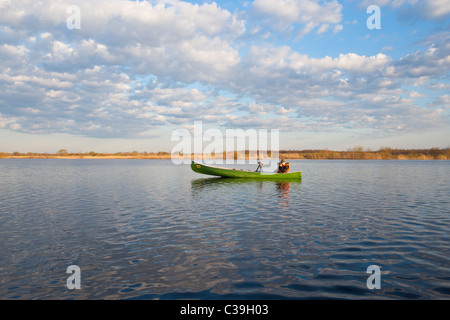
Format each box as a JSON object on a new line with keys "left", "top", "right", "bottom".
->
{"left": 277, "top": 163, "right": 290, "bottom": 173}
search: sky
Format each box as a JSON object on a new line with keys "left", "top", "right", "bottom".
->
{"left": 0, "top": 0, "right": 449, "bottom": 153}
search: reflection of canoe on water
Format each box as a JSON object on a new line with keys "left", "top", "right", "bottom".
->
{"left": 191, "top": 161, "right": 302, "bottom": 179}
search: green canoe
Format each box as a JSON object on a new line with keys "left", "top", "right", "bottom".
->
{"left": 191, "top": 161, "right": 302, "bottom": 179}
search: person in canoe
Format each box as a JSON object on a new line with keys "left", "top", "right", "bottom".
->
{"left": 277, "top": 159, "right": 290, "bottom": 173}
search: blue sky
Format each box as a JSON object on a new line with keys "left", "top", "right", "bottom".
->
{"left": 0, "top": 0, "right": 449, "bottom": 153}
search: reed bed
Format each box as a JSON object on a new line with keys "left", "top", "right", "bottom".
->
{"left": 1, "top": 148, "right": 448, "bottom": 160}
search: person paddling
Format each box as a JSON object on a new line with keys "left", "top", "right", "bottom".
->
{"left": 277, "top": 159, "right": 290, "bottom": 173}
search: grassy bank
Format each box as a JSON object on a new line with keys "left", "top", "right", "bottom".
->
{"left": 0, "top": 151, "right": 173, "bottom": 159}
{"left": 1, "top": 148, "right": 449, "bottom": 160}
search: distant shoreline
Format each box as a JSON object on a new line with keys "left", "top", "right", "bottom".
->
{"left": 1, "top": 148, "right": 449, "bottom": 160}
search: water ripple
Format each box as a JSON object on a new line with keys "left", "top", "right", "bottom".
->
{"left": 0, "top": 159, "right": 449, "bottom": 299}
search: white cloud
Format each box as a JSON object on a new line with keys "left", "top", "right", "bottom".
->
{"left": 0, "top": 113, "right": 17, "bottom": 129}
{"left": 1, "top": 0, "right": 243, "bottom": 80}
{"left": 395, "top": 40, "right": 450, "bottom": 78}
{"left": 0, "top": 43, "right": 29, "bottom": 57}
{"left": 358, "top": 0, "right": 450, "bottom": 20}
{"left": 429, "top": 95, "right": 450, "bottom": 108}
{"left": 333, "top": 24, "right": 343, "bottom": 33}
{"left": 423, "top": 0, "right": 450, "bottom": 18}
{"left": 409, "top": 91, "right": 426, "bottom": 98}
{"left": 9, "top": 123, "right": 21, "bottom": 130}
{"left": 0, "top": 0, "right": 448, "bottom": 141}
{"left": 252, "top": 0, "right": 343, "bottom": 36}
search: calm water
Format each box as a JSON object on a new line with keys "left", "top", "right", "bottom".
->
{"left": 0, "top": 159, "right": 449, "bottom": 300}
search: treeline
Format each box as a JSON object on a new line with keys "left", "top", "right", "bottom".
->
{"left": 0, "top": 149, "right": 171, "bottom": 159}
{"left": 279, "top": 147, "right": 450, "bottom": 160}
{"left": 1, "top": 147, "right": 449, "bottom": 160}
